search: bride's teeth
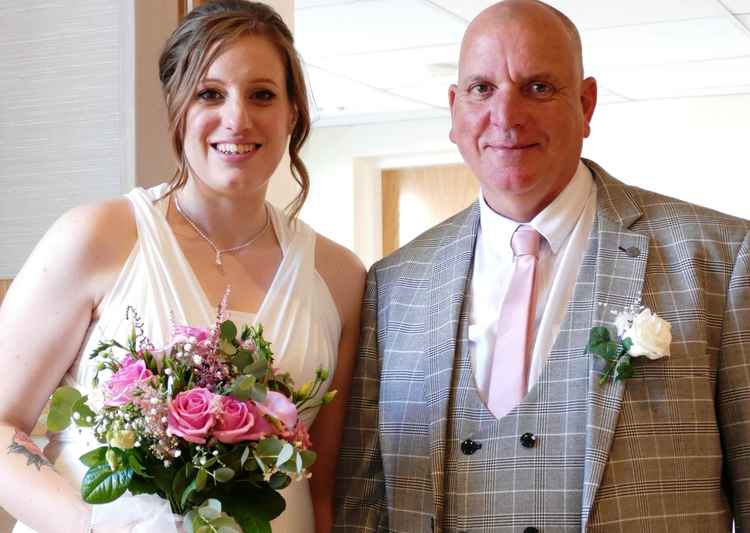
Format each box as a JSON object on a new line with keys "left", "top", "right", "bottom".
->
{"left": 215, "top": 143, "right": 256, "bottom": 154}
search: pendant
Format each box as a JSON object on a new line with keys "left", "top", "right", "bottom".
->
{"left": 215, "top": 251, "right": 223, "bottom": 266}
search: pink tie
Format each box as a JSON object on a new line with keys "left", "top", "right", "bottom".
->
{"left": 487, "top": 226, "right": 541, "bottom": 419}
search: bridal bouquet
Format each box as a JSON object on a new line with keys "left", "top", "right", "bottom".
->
{"left": 48, "top": 297, "right": 333, "bottom": 533}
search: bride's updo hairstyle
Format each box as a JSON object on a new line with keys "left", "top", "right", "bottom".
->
{"left": 158, "top": 0, "right": 311, "bottom": 217}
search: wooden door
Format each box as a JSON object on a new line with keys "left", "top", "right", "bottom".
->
{"left": 0, "top": 279, "right": 11, "bottom": 305}
{"left": 381, "top": 163, "right": 479, "bottom": 257}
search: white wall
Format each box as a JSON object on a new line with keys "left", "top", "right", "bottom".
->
{"left": 301, "top": 94, "right": 750, "bottom": 267}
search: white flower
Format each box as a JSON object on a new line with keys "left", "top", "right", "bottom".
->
{"left": 613, "top": 309, "right": 635, "bottom": 338}
{"left": 622, "top": 308, "right": 672, "bottom": 360}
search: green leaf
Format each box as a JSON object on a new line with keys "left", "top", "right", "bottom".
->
{"left": 268, "top": 472, "right": 291, "bottom": 490}
{"left": 220, "top": 339, "right": 237, "bottom": 356}
{"left": 71, "top": 397, "right": 96, "bottom": 428}
{"left": 250, "top": 383, "right": 267, "bottom": 403}
{"left": 616, "top": 356, "right": 634, "bottom": 380}
{"left": 126, "top": 451, "right": 150, "bottom": 477}
{"left": 220, "top": 321, "right": 238, "bottom": 342}
{"left": 206, "top": 482, "right": 285, "bottom": 531}
{"left": 299, "top": 449, "right": 317, "bottom": 470}
{"left": 244, "top": 358, "right": 268, "bottom": 380}
{"left": 80, "top": 464, "right": 134, "bottom": 504}
{"left": 230, "top": 375, "right": 256, "bottom": 401}
{"left": 196, "top": 467, "right": 209, "bottom": 491}
{"left": 48, "top": 386, "right": 82, "bottom": 432}
{"left": 181, "top": 479, "right": 199, "bottom": 509}
{"left": 275, "top": 443, "right": 294, "bottom": 469}
{"left": 589, "top": 326, "right": 611, "bottom": 344}
{"left": 79, "top": 446, "right": 108, "bottom": 468}
{"left": 199, "top": 505, "right": 221, "bottom": 521}
{"left": 127, "top": 474, "right": 159, "bottom": 496}
{"left": 231, "top": 349, "right": 252, "bottom": 372}
{"left": 255, "top": 438, "right": 284, "bottom": 467}
{"left": 621, "top": 337, "right": 634, "bottom": 353}
{"left": 588, "top": 326, "right": 617, "bottom": 359}
{"left": 214, "top": 467, "right": 235, "bottom": 483}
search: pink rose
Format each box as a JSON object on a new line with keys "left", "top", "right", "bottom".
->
{"left": 173, "top": 325, "right": 211, "bottom": 343}
{"left": 213, "top": 397, "right": 273, "bottom": 444}
{"left": 167, "top": 388, "right": 216, "bottom": 444}
{"left": 257, "top": 391, "right": 298, "bottom": 432}
{"left": 104, "top": 358, "right": 153, "bottom": 407}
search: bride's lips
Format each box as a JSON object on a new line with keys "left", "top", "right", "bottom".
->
{"left": 210, "top": 141, "right": 262, "bottom": 163}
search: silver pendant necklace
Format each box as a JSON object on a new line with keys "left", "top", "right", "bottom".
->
{"left": 174, "top": 195, "right": 270, "bottom": 266}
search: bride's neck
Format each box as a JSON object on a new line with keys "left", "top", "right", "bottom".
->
{"left": 172, "top": 181, "right": 269, "bottom": 250}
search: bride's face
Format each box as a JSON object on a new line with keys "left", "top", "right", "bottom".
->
{"left": 182, "top": 34, "right": 295, "bottom": 198}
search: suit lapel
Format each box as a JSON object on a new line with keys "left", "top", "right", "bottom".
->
{"left": 580, "top": 160, "right": 650, "bottom": 528}
{"left": 424, "top": 202, "right": 480, "bottom": 529}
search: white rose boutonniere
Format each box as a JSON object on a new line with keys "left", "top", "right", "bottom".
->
{"left": 588, "top": 306, "right": 672, "bottom": 384}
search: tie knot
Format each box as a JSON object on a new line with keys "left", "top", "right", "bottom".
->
{"left": 511, "top": 227, "right": 540, "bottom": 257}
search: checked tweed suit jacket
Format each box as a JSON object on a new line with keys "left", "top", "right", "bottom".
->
{"left": 335, "top": 160, "right": 750, "bottom": 532}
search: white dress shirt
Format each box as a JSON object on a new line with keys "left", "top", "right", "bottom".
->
{"left": 469, "top": 161, "right": 598, "bottom": 401}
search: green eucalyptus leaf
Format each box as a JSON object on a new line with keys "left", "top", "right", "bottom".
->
{"left": 198, "top": 506, "right": 221, "bottom": 521}
{"left": 48, "top": 386, "right": 82, "bottom": 432}
{"left": 231, "top": 349, "right": 252, "bottom": 372}
{"left": 275, "top": 443, "right": 294, "bottom": 469}
{"left": 250, "top": 383, "right": 267, "bottom": 403}
{"left": 205, "top": 482, "right": 284, "bottom": 532}
{"left": 214, "top": 467, "right": 235, "bottom": 483}
{"left": 80, "top": 464, "right": 133, "bottom": 504}
{"left": 269, "top": 471, "right": 291, "bottom": 490}
{"left": 299, "top": 449, "right": 317, "bottom": 469}
{"left": 255, "top": 438, "right": 284, "bottom": 466}
{"left": 220, "top": 321, "right": 238, "bottom": 342}
{"left": 79, "top": 446, "right": 108, "bottom": 468}
{"left": 240, "top": 446, "right": 250, "bottom": 468}
{"left": 220, "top": 339, "right": 237, "bottom": 356}
{"left": 244, "top": 358, "right": 268, "bottom": 379}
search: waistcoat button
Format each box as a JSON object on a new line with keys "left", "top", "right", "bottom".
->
{"left": 626, "top": 246, "right": 640, "bottom": 257}
{"left": 520, "top": 432, "right": 537, "bottom": 448}
{"left": 523, "top": 527, "right": 540, "bottom": 533}
{"left": 460, "top": 438, "right": 482, "bottom": 455}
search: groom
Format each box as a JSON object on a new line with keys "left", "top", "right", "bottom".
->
{"left": 335, "top": 0, "right": 750, "bottom": 531}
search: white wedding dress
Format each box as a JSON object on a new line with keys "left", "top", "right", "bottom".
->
{"left": 13, "top": 184, "right": 340, "bottom": 533}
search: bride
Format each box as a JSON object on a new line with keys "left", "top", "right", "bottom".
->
{"left": 0, "top": 1, "right": 365, "bottom": 532}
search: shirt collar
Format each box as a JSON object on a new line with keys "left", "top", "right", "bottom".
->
{"left": 479, "top": 160, "right": 594, "bottom": 256}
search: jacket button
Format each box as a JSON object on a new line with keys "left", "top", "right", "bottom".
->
{"left": 625, "top": 246, "right": 640, "bottom": 257}
{"left": 461, "top": 438, "right": 482, "bottom": 455}
{"left": 524, "top": 528, "right": 539, "bottom": 533}
{"left": 520, "top": 432, "right": 537, "bottom": 448}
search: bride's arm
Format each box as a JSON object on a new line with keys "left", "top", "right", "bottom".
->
{"left": 0, "top": 200, "right": 135, "bottom": 533}
{"left": 309, "top": 236, "right": 366, "bottom": 533}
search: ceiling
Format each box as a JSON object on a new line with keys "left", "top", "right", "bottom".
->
{"left": 293, "top": 0, "right": 750, "bottom": 127}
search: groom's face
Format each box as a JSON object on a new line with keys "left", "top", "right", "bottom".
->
{"left": 448, "top": 1, "right": 597, "bottom": 221}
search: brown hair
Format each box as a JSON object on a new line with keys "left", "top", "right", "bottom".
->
{"left": 158, "top": 0, "right": 311, "bottom": 217}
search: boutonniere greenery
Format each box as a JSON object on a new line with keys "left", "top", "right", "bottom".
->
{"left": 588, "top": 306, "right": 672, "bottom": 384}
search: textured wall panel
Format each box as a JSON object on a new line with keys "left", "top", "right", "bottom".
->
{"left": 0, "top": 2, "right": 124, "bottom": 277}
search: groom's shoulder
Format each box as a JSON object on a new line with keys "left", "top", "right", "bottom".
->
{"left": 371, "top": 202, "right": 477, "bottom": 277}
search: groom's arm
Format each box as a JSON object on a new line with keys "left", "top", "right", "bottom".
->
{"left": 717, "top": 229, "right": 750, "bottom": 532}
{"left": 334, "top": 267, "right": 389, "bottom": 532}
